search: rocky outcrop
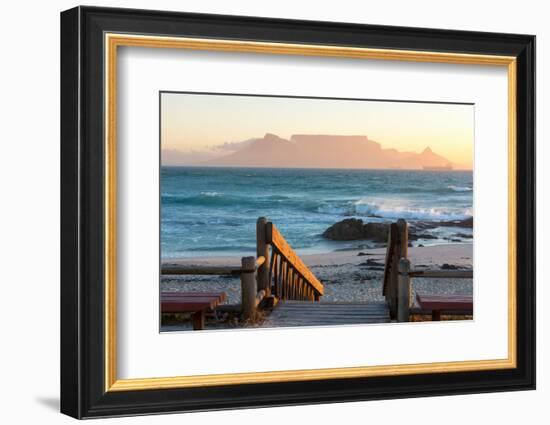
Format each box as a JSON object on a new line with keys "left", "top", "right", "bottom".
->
{"left": 322, "top": 218, "right": 365, "bottom": 241}
{"left": 322, "top": 217, "right": 473, "bottom": 242}
{"left": 440, "top": 217, "right": 473, "bottom": 228}
{"left": 322, "top": 219, "right": 388, "bottom": 242}
{"left": 362, "top": 222, "right": 389, "bottom": 242}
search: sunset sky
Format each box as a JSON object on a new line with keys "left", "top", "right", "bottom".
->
{"left": 161, "top": 92, "right": 474, "bottom": 169}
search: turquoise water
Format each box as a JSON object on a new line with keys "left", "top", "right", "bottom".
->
{"left": 161, "top": 167, "right": 473, "bottom": 258}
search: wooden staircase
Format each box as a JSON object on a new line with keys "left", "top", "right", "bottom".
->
{"left": 258, "top": 218, "right": 390, "bottom": 327}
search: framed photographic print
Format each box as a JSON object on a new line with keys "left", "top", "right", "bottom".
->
{"left": 60, "top": 6, "right": 535, "bottom": 419}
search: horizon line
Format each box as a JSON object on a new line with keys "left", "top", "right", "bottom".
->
{"left": 160, "top": 164, "right": 473, "bottom": 172}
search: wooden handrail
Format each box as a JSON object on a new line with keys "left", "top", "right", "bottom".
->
{"left": 265, "top": 222, "right": 324, "bottom": 298}
{"left": 161, "top": 256, "right": 267, "bottom": 276}
{"left": 408, "top": 269, "right": 473, "bottom": 278}
{"left": 161, "top": 264, "right": 246, "bottom": 275}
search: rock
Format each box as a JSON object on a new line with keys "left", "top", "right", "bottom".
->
{"left": 454, "top": 232, "right": 473, "bottom": 239}
{"left": 322, "top": 217, "right": 472, "bottom": 242}
{"left": 364, "top": 259, "right": 385, "bottom": 267}
{"left": 322, "top": 218, "right": 365, "bottom": 240}
{"left": 418, "top": 244, "right": 424, "bottom": 247}
{"left": 362, "top": 222, "right": 389, "bottom": 242}
{"left": 438, "top": 217, "right": 473, "bottom": 228}
{"left": 322, "top": 219, "right": 389, "bottom": 241}
{"left": 410, "top": 217, "right": 473, "bottom": 231}
{"left": 441, "top": 263, "right": 459, "bottom": 270}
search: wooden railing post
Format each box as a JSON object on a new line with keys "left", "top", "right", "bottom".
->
{"left": 397, "top": 257, "right": 411, "bottom": 322}
{"left": 241, "top": 256, "right": 257, "bottom": 321}
{"left": 388, "top": 223, "right": 398, "bottom": 319}
{"left": 256, "top": 217, "right": 270, "bottom": 296}
{"left": 396, "top": 218, "right": 408, "bottom": 259}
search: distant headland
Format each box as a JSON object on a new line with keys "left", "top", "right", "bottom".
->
{"left": 162, "top": 133, "right": 461, "bottom": 170}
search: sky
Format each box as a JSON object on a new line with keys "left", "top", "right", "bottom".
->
{"left": 161, "top": 92, "right": 474, "bottom": 169}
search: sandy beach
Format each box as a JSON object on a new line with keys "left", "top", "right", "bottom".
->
{"left": 161, "top": 243, "right": 473, "bottom": 306}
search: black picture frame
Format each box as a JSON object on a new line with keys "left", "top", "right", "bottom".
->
{"left": 60, "top": 5, "right": 535, "bottom": 419}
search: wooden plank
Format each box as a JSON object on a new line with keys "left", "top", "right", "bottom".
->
{"left": 267, "top": 318, "right": 389, "bottom": 325}
{"left": 274, "top": 310, "right": 388, "bottom": 316}
{"left": 255, "top": 255, "right": 266, "bottom": 268}
{"left": 266, "top": 301, "right": 390, "bottom": 327}
{"left": 277, "top": 255, "right": 283, "bottom": 298}
{"left": 274, "top": 301, "right": 388, "bottom": 308}
{"left": 382, "top": 223, "right": 398, "bottom": 296}
{"left": 270, "top": 311, "right": 388, "bottom": 317}
{"left": 266, "top": 222, "right": 324, "bottom": 295}
{"left": 409, "top": 270, "right": 473, "bottom": 278}
{"left": 256, "top": 217, "right": 270, "bottom": 294}
{"left": 410, "top": 307, "right": 473, "bottom": 316}
{"left": 271, "top": 252, "right": 278, "bottom": 297}
{"left": 276, "top": 309, "right": 387, "bottom": 314}
{"left": 271, "top": 312, "right": 388, "bottom": 317}
{"left": 161, "top": 295, "right": 224, "bottom": 303}
{"left": 397, "top": 219, "right": 408, "bottom": 261}
{"left": 274, "top": 312, "right": 388, "bottom": 318}
{"left": 397, "top": 257, "right": 411, "bottom": 322}
{"left": 279, "top": 302, "right": 387, "bottom": 307}
{"left": 255, "top": 289, "right": 267, "bottom": 307}
{"left": 161, "top": 300, "right": 219, "bottom": 312}
{"left": 281, "top": 260, "right": 287, "bottom": 299}
{"left": 240, "top": 256, "right": 257, "bottom": 320}
{"left": 416, "top": 294, "right": 473, "bottom": 311}
{"left": 161, "top": 264, "right": 245, "bottom": 275}
{"left": 274, "top": 306, "right": 388, "bottom": 313}
{"left": 161, "top": 292, "right": 226, "bottom": 299}
{"left": 191, "top": 311, "right": 205, "bottom": 330}
{"left": 161, "top": 292, "right": 225, "bottom": 300}
{"left": 271, "top": 316, "right": 389, "bottom": 321}
{"left": 269, "top": 318, "right": 388, "bottom": 327}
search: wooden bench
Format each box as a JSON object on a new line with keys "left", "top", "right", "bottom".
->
{"left": 416, "top": 294, "right": 473, "bottom": 321}
{"left": 161, "top": 292, "right": 227, "bottom": 330}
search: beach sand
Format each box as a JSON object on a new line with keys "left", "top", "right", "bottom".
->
{"left": 161, "top": 243, "right": 473, "bottom": 305}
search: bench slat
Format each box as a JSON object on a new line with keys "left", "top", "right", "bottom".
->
{"left": 161, "top": 292, "right": 226, "bottom": 298}
{"left": 161, "top": 292, "right": 227, "bottom": 313}
{"left": 416, "top": 294, "right": 473, "bottom": 311}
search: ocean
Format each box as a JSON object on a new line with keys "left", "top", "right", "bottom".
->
{"left": 161, "top": 167, "right": 473, "bottom": 258}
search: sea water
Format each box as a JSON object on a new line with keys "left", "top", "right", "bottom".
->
{"left": 161, "top": 167, "right": 473, "bottom": 258}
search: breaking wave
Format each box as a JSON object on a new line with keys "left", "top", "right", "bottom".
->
{"left": 448, "top": 185, "right": 473, "bottom": 192}
{"left": 317, "top": 198, "right": 472, "bottom": 221}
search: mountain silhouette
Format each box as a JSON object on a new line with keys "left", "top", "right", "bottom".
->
{"left": 201, "top": 133, "right": 453, "bottom": 169}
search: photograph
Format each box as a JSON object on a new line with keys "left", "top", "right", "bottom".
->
{"left": 159, "top": 92, "right": 475, "bottom": 331}
{"left": 59, "top": 5, "right": 535, "bottom": 418}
